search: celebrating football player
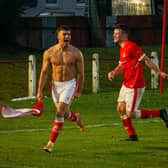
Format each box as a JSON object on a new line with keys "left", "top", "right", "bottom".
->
{"left": 108, "top": 24, "right": 168, "bottom": 141}
{"left": 37, "top": 25, "right": 85, "bottom": 152}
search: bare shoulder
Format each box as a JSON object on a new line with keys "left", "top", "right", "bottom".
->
{"left": 70, "top": 45, "right": 83, "bottom": 58}
{"left": 43, "top": 44, "right": 58, "bottom": 59}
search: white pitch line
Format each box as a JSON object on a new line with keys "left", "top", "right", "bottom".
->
{"left": 0, "top": 123, "right": 115, "bottom": 134}
{"left": 0, "top": 164, "right": 38, "bottom": 168}
{"left": 0, "top": 123, "right": 119, "bottom": 134}
{"left": 0, "top": 119, "right": 161, "bottom": 134}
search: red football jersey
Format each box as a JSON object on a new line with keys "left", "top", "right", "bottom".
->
{"left": 119, "top": 40, "right": 145, "bottom": 88}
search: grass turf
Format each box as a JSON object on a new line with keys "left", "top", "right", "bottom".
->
{"left": 0, "top": 90, "right": 168, "bottom": 168}
{"left": 0, "top": 45, "right": 168, "bottom": 167}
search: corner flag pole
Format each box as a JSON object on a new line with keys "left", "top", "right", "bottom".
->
{"left": 160, "top": 0, "right": 167, "bottom": 94}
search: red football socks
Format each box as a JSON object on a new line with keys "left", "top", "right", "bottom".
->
{"left": 49, "top": 118, "right": 64, "bottom": 143}
{"left": 122, "top": 117, "right": 136, "bottom": 136}
{"left": 67, "top": 111, "right": 77, "bottom": 122}
{"left": 140, "top": 109, "right": 160, "bottom": 119}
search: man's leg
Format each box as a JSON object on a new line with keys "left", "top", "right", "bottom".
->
{"left": 130, "top": 87, "right": 168, "bottom": 127}
{"left": 118, "top": 102, "right": 138, "bottom": 141}
{"left": 117, "top": 85, "right": 138, "bottom": 141}
{"left": 140, "top": 109, "right": 160, "bottom": 118}
{"left": 43, "top": 102, "right": 66, "bottom": 153}
{"left": 133, "top": 108, "right": 168, "bottom": 128}
{"left": 129, "top": 87, "right": 168, "bottom": 128}
{"left": 57, "top": 78, "right": 84, "bottom": 131}
{"left": 65, "top": 110, "right": 85, "bottom": 132}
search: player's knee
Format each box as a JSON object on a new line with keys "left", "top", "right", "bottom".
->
{"left": 117, "top": 105, "right": 121, "bottom": 113}
{"left": 126, "top": 111, "right": 135, "bottom": 118}
{"left": 56, "top": 111, "right": 65, "bottom": 118}
{"left": 126, "top": 112, "right": 132, "bottom": 118}
{"left": 117, "top": 104, "right": 125, "bottom": 115}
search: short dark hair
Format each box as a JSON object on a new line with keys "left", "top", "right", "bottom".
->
{"left": 115, "top": 24, "right": 129, "bottom": 34}
{"left": 56, "top": 25, "right": 71, "bottom": 34}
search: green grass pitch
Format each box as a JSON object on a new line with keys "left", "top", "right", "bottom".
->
{"left": 0, "top": 90, "right": 168, "bottom": 168}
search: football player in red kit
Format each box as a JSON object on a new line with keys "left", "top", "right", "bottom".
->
{"left": 108, "top": 24, "right": 168, "bottom": 141}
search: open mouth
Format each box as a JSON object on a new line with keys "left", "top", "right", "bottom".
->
{"left": 64, "top": 39, "right": 69, "bottom": 42}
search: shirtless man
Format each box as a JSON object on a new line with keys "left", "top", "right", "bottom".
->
{"left": 108, "top": 24, "right": 168, "bottom": 141}
{"left": 37, "top": 25, "right": 85, "bottom": 153}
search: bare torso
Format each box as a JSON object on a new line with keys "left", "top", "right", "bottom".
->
{"left": 46, "top": 44, "right": 79, "bottom": 82}
{"left": 37, "top": 28, "right": 84, "bottom": 100}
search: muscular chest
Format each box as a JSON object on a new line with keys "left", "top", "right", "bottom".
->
{"left": 51, "top": 51, "right": 75, "bottom": 66}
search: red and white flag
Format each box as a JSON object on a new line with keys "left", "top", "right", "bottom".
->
{"left": 1, "top": 100, "right": 43, "bottom": 119}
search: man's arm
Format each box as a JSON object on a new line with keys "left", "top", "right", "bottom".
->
{"left": 143, "top": 55, "right": 168, "bottom": 79}
{"left": 37, "top": 51, "right": 50, "bottom": 100}
{"left": 75, "top": 51, "right": 84, "bottom": 98}
{"left": 108, "top": 63, "right": 123, "bottom": 82}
